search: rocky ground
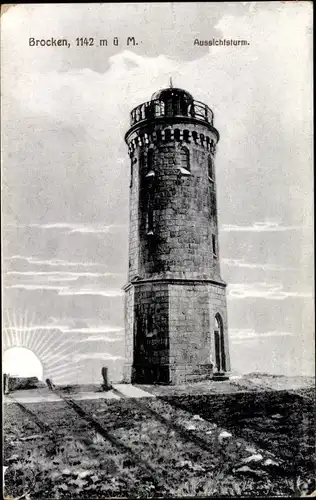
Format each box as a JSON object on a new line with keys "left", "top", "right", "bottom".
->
{"left": 3, "top": 375, "right": 315, "bottom": 498}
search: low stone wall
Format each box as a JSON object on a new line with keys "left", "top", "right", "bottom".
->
{"left": 5, "top": 376, "right": 46, "bottom": 392}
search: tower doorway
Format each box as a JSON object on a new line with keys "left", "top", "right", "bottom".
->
{"left": 214, "top": 314, "right": 226, "bottom": 373}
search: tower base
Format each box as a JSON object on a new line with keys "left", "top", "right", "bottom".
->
{"left": 124, "top": 278, "right": 230, "bottom": 385}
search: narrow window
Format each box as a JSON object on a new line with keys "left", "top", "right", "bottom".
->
{"left": 210, "top": 191, "right": 217, "bottom": 216}
{"left": 145, "top": 149, "right": 155, "bottom": 181}
{"left": 147, "top": 149, "right": 154, "bottom": 172}
{"left": 139, "top": 151, "right": 145, "bottom": 172}
{"left": 147, "top": 312, "right": 153, "bottom": 337}
{"left": 130, "top": 159, "right": 133, "bottom": 188}
{"left": 208, "top": 155, "right": 214, "bottom": 181}
{"left": 181, "top": 147, "right": 190, "bottom": 172}
{"left": 212, "top": 234, "right": 217, "bottom": 257}
{"left": 147, "top": 192, "right": 154, "bottom": 235}
{"left": 177, "top": 146, "right": 191, "bottom": 177}
{"left": 214, "top": 314, "right": 226, "bottom": 372}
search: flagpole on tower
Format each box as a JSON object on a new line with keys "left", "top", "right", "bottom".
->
{"left": 169, "top": 77, "right": 173, "bottom": 88}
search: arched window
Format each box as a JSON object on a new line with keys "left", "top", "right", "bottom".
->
{"left": 181, "top": 146, "right": 190, "bottom": 172}
{"left": 214, "top": 315, "right": 221, "bottom": 332}
{"left": 214, "top": 314, "right": 226, "bottom": 373}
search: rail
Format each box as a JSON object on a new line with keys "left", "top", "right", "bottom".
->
{"left": 130, "top": 98, "right": 214, "bottom": 127}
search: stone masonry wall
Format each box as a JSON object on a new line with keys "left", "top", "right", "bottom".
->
{"left": 123, "top": 285, "right": 134, "bottom": 382}
{"left": 131, "top": 282, "right": 170, "bottom": 384}
{"left": 168, "top": 283, "right": 212, "bottom": 384}
{"left": 168, "top": 282, "right": 229, "bottom": 384}
{"left": 127, "top": 122, "right": 222, "bottom": 283}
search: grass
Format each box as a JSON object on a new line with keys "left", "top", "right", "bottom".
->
{"left": 3, "top": 387, "right": 315, "bottom": 498}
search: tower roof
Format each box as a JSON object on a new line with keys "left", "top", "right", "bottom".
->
{"left": 151, "top": 87, "right": 194, "bottom": 102}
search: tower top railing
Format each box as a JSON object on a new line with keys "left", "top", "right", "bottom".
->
{"left": 129, "top": 98, "right": 214, "bottom": 128}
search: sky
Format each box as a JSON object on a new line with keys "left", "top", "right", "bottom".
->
{"left": 1, "top": 2, "right": 314, "bottom": 384}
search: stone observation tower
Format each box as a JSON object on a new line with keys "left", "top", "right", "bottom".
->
{"left": 123, "top": 84, "right": 230, "bottom": 384}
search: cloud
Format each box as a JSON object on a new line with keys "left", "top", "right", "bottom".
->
{"left": 62, "top": 327, "right": 124, "bottom": 335}
{"left": 6, "top": 223, "right": 126, "bottom": 235}
{"left": 6, "top": 284, "right": 124, "bottom": 297}
{"left": 78, "top": 335, "right": 123, "bottom": 343}
{"left": 222, "top": 258, "right": 296, "bottom": 271}
{"left": 58, "top": 288, "right": 124, "bottom": 298}
{"left": 9, "top": 256, "right": 103, "bottom": 267}
{"left": 5, "top": 325, "right": 70, "bottom": 332}
{"left": 69, "top": 225, "right": 126, "bottom": 234}
{"left": 227, "top": 283, "right": 313, "bottom": 300}
{"left": 4, "top": 325, "right": 124, "bottom": 335}
{"left": 7, "top": 284, "right": 68, "bottom": 292}
{"left": 72, "top": 352, "right": 125, "bottom": 362}
{"left": 230, "top": 328, "right": 293, "bottom": 343}
{"left": 221, "top": 258, "right": 297, "bottom": 271}
{"left": 221, "top": 222, "right": 309, "bottom": 232}
{"left": 6, "top": 271, "right": 112, "bottom": 277}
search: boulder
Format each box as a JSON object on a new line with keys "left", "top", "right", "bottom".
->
{"left": 242, "top": 453, "right": 263, "bottom": 464}
{"left": 218, "top": 430, "right": 232, "bottom": 442}
{"left": 192, "top": 414, "right": 204, "bottom": 421}
{"left": 235, "top": 465, "right": 267, "bottom": 477}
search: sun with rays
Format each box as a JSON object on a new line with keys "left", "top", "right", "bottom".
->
{"left": 2, "top": 310, "right": 79, "bottom": 383}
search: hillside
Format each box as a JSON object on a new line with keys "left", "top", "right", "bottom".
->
{"left": 3, "top": 375, "right": 315, "bottom": 498}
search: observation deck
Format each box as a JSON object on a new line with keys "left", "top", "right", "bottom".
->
{"left": 126, "top": 87, "right": 218, "bottom": 141}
